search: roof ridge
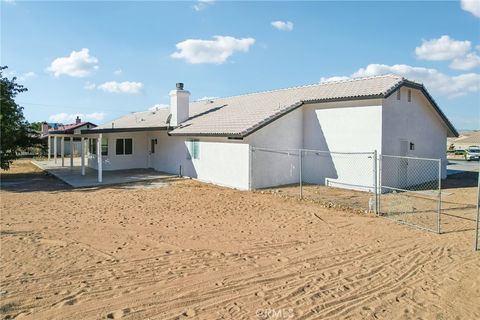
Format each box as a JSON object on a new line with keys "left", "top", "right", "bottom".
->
{"left": 191, "top": 74, "right": 404, "bottom": 103}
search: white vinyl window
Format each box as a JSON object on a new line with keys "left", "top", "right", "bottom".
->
{"left": 187, "top": 139, "right": 200, "bottom": 160}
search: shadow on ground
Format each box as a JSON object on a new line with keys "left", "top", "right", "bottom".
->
{"left": 443, "top": 171, "right": 478, "bottom": 189}
{"left": 1, "top": 171, "right": 71, "bottom": 193}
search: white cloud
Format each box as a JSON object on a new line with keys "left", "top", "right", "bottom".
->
{"left": 19, "top": 71, "right": 36, "bottom": 81}
{"left": 47, "top": 48, "right": 99, "bottom": 78}
{"left": 271, "top": 20, "right": 294, "bottom": 31}
{"left": 449, "top": 53, "right": 480, "bottom": 70}
{"left": 193, "top": 0, "right": 214, "bottom": 11}
{"left": 148, "top": 103, "right": 169, "bottom": 111}
{"left": 322, "top": 63, "right": 480, "bottom": 98}
{"left": 7, "top": 71, "right": 36, "bottom": 81}
{"left": 171, "top": 35, "right": 255, "bottom": 64}
{"left": 461, "top": 0, "right": 480, "bottom": 17}
{"left": 84, "top": 81, "right": 96, "bottom": 90}
{"left": 49, "top": 112, "right": 105, "bottom": 123}
{"left": 320, "top": 76, "right": 350, "bottom": 83}
{"left": 415, "top": 35, "right": 471, "bottom": 61}
{"left": 86, "top": 112, "right": 106, "bottom": 121}
{"left": 114, "top": 68, "right": 122, "bottom": 75}
{"left": 97, "top": 81, "right": 143, "bottom": 94}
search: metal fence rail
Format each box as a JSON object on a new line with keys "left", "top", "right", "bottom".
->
{"left": 378, "top": 155, "right": 441, "bottom": 233}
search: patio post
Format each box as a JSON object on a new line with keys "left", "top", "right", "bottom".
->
{"left": 61, "top": 136, "right": 65, "bottom": 167}
{"left": 81, "top": 137, "right": 85, "bottom": 176}
{"left": 53, "top": 135, "right": 57, "bottom": 164}
{"left": 47, "top": 135, "right": 51, "bottom": 161}
{"left": 97, "top": 133, "right": 102, "bottom": 183}
{"left": 70, "top": 137, "right": 74, "bottom": 168}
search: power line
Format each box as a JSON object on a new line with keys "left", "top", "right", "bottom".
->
{"left": 17, "top": 101, "right": 150, "bottom": 112}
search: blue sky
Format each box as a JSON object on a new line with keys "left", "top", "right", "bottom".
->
{"left": 1, "top": 0, "right": 479, "bottom": 130}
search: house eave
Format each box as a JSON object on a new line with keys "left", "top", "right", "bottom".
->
{"left": 81, "top": 126, "right": 169, "bottom": 134}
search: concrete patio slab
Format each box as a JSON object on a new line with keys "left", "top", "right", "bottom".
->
{"left": 32, "top": 159, "right": 177, "bottom": 188}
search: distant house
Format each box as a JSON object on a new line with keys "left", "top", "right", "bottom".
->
{"left": 47, "top": 75, "right": 457, "bottom": 189}
{"left": 41, "top": 117, "right": 96, "bottom": 156}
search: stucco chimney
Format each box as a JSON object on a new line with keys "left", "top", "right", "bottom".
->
{"left": 169, "top": 82, "right": 190, "bottom": 126}
{"left": 75, "top": 116, "right": 81, "bottom": 124}
{"left": 42, "top": 122, "right": 49, "bottom": 135}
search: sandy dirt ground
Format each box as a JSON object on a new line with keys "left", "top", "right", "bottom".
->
{"left": 1, "top": 161, "right": 479, "bottom": 320}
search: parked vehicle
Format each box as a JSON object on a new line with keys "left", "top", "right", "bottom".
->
{"left": 465, "top": 146, "right": 480, "bottom": 161}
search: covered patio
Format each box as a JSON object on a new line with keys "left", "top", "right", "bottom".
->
{"left": 47, "top": 132, "right": 108, "bottom": 183}
{"left": 32, "top": 159, "right": 176, "bottom": 188}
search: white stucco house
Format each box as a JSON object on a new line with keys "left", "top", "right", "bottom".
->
{"left": 47, "top": 74, "right": 457, "bottom": 190}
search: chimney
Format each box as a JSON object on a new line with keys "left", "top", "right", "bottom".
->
{"left": 75, "top": 116, "right": 81, "bottom": 124}
{"left": 169, "top": 82, "right": 190, "bottom": 126}
{"left": 42, "top": 122, "right": 49, "bottom": 135}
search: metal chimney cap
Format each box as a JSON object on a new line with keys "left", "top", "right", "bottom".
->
{"left": 176, "top": 83, "right": 184, "bottom": 90}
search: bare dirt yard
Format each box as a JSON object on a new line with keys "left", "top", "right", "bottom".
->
{"left": 1, "top": 161, "right": 479, "bottom": 320}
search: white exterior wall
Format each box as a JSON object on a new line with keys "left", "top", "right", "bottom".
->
{"left": 88, "top": 131, "right": 250, "bottom": 190}
{"left": 239, "top": 100, "right": 383, "bottom": 191}
{"left": 246, "top": 108, "right": 303, "bottom": 189}
{"left": 382, "top": 87, "right": 449, "bottom": 188}
{"left": 147, "top": 132, "right": 250, "bottom": 190}
{"left": 88, "top": 132, "right": 149, "bottom": 170}
{"left": 302, "top": 100, "right": 382, "bottom": 191}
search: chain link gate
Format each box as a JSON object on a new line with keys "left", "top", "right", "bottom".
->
{"left": 378, "top": 155, "right": 442, "bottom": 233}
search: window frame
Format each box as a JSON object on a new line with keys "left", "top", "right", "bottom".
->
{"left": 115, "top": 138, "right": 133, "bottom": 155}
{"left": 101, "top": 136, "right": 108, "bottom": 156}
{"left": 89, "top": 138, "right": 97, "bottom": 155}
{"left": 187, "top": 139, "right": 200, "bottom": 160}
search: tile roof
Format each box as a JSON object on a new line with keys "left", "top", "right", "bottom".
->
{"left": 47, "top": 122, "right": 96, "bottom": 136}
{"left": 49, "top": 122, "right": 89, "bottom": 132}
{"left": 89, "top": 74, "right": 458, "bottom": 137}
{"left": 94, "top": 108, "right": 171, "bottom": 131}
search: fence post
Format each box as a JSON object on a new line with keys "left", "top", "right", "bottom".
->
{"left": 378, "top": 154, "right": 382, "bottom": 215}
{"left": 475, "top": 170, "right": 479, "bottom": 251}
{"left": 437, "top": 159, "right": 442, "bottom": 234}
{"left": 299, "top": 149, "right": 303, "bottom": 199}
{"left": 373, "top": 150, "right": 378, "bottom": 214}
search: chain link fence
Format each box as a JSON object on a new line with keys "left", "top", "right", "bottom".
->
{"left": 250, "top": 147, "right": 377, "bottom": 212}
{"left": 378, "top": 155, "right": 441, "bottom": 233}
{"left": 250, "top": 147, "right": 480, "bottom": 249}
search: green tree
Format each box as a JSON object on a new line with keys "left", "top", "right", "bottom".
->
{"left": 0, "top": 66, "right": 39, "bottom": 170}
{"left": 30, "top": 121, "right": 44, "bottom": 132}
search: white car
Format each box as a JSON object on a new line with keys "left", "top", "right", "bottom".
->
{"left": 465, "top": 146, "right": 480, "bottom": 161}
